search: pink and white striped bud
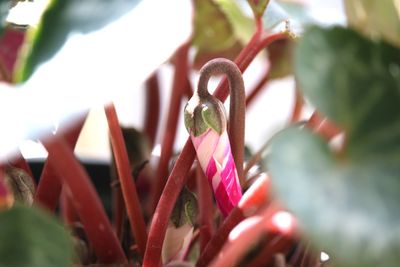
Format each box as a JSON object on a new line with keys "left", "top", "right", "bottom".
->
{"left": 184, "top": 93, "right": 242, "bottom": 216}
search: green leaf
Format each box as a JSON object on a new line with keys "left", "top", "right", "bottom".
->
{"left": 267, "top": 38, "right": 294, "bottom": 79}
{"left": 267, "top": 27, "right": 400, "bottom": 267}
{"left": 344, "top": 0, "right": 400, "bottom": 48}
{"left": 296, "top": 26, "right": 400, "bottom": 158}
{"left": 171, "top": 187, "right": 198, "bottom": 227}
{"left": 247, "top": 0, "right": 269, "bottom": 18}
{"left": 15, "top": 0, "right": 142, "bottom": 82}
{"left": 192, "top": 0, "right": 251, "bottom": 69}
{"left": 0, "top": 205, "right": 72, "bottom": 267}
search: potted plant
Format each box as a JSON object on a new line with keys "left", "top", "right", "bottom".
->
{"left": 0, "top": 0, "right": 399, "bottom": 267}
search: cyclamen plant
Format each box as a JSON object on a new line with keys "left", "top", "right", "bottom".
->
{"left": 0, "top": 0, "right": 399, "bottom": 267}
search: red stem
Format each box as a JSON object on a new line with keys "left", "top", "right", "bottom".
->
{"left": 60, "top": 187, "right": 79, "bottom": 224}
{"left": 196, "top": 166, "right": 215, "bottom": 252}
{"left": 196, "top": 174, "right": 270, "bottom": 267}
{"left": 144, "top": 139, "right": 196, "bottom": 267}
{"left": 209, "top": 206, "right": 277, "bottom": 267}
{"left": 290, "top": 87, "right": 303, "bottom": 123}
{"left": 143, "top": 30, "right": 288, "bottom": 267}
{"left": 34, "top": 116, "right": 86, "bottom": 211}
{"left": 144, "top": 71, "right": 161, "bottom": 147}
{"left": 247, "top": 235, "right": 294, "bottom": 267}
{"left": 42, "top": 136, "right": 126, "bottom": 264}
{"left": 105, "top": 104, "right": 148, "bottom": 258}
{"left": 151, "top": 43, "right": 191, "bottom": 210}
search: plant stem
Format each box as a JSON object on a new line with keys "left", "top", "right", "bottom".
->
{"left": 144, "top": 139, "right": 196, "bottom": 267}
{"left": 144, "top": 30, "right": 288, "bottom": 267}
{"left": 196, "top": 166, "right": 215, "bottom": 252}
{"left": 290, "top": 86, "right": 303, "bottom": 123}
{"left": 209, "top": 206, "right": 277, "bottom": 267}
{"left": 151, "top": 43, "right": 191, "bottom": 210}
{"left": 42, "top": 136, "right": 127, "bottom": 264}
{"left": 34, "top": 116, "right": 86, "bottom": 211}
{"left": 105, "top": 103, "right": 148, "bottom": 258}
{"left": 144, "top": 71, "right": 161, "bottom": 147}
{"left": 197, "top": 58, "right": 246, "bottom": 186}
{"left": 197, "top": 174, "right": 270, "bottom": 267}
{"left": 247, "top": 235, "right": 294, "bottom": 267}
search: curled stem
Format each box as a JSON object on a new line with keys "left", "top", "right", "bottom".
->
{"left": 197, "top": 58, "right": 246, "bottom": 185}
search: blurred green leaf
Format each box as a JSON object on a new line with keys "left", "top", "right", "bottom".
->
{"left": 15, "top": 0, "right": 142, "bottom": 82}
{"left": 247, "top": 0, "right": 269, "bottom": 18}
{"left": 0, "top": 205, "right": 72, "bottom": 267}
{"left": 193, "top": 0, "right": 251, "bottom": 69}
{"left": 267, "top": 38, "right": 294, "bottom": 79}
{"left": 345, "top": 0, "right": 400, "bottom": 47}
{"left": 0, "top": 1, "right": 12, "bottom": 35}
{"left": 267, "top": 27, "right": 400, "bottom": 267}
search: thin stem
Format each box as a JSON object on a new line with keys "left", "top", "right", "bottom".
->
{"left": 105, "top": 104, "right": 148, "bottom": 258}
{"left": 152, "top": 43, "right": 191, "bottom": 210}
{"left": 196, "top": 166, "right": 215, "bottom": 252}
{"left": 209, "top": 206, "right": 277, "bottom": 267}
{"left": 143, "top": 139, "right": 196, "bottom": 267}
{"left": 42, "top": 136, "right": 127, "bottom": 264}
{"left": 290, "top": 86, "right": 303, "bottom": 123}
{"left": 197, "top": 58, "right": 246, "bottom": 185}
{"left": 247, "top": 235, "right": 294, "bottom": 267}
{"left": 144, "top": 71, "right": 161, "bottom": 147}
{"left": 197, "top": 174, "right": 270, "bottom": 267}
{"left": 34, "top": 115, "right": 86, "bottom": 211}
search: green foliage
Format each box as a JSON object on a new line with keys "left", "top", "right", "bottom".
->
{"left": 247, "top": 0, "right": 269, "bottom": 18}
{"left": 171, "top": 187, "right": 198, "bottom": 227}
{"left": 267, "top": 26, "right": 400, "bottom": 267}
{"left": 0, "top": 0, "right": 11, "bottom": 34}
{"left": 345, "top": 0, "right": 400, "bottom": 48}
{"left": 0, "top": 205, "right": 72, "bottom": 267}
{"left": 15, "top": 0, "right": 142, "bottom": 82}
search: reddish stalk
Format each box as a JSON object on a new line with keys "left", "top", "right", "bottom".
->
{"left": 197, "top": 174, "right": 270, "bottom": 267}
{"left": 60, "top": 187, "right": 79, "bottom": 224}
{"left": 290, "top": 87, "right": 304, "bottom": 123}
{"left": 105, "top": 103, "right": 148, "bottom": 257}
{"left": 196, "top": 166, "right": 215, "bottom": 252}
{"left": 144, "top": 139, "right": 196, "bottom": 267}
{"left": 247, "top": 235, "right": 294, "bottom": 267}
{"left": 144, "top": 71, "right": 161, "bottom": 147}
{"left": 209, "top": 206, "right": 278, "bottom": 267}
{"left": 144, "top": 30, "right": 288, "bottom": 267}
{"left": 151, "top": 43, "right": 191, "bottom": 210}
{"left": 34, "top": 115, "right": 86, "bottom": 211}
{"left": 245, "top": 66, "right": 270, "bottom": 106}
{"left": 42, "top": 136, "right": 126, "bottom": 264}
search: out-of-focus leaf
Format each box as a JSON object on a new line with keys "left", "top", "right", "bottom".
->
{"left": 0, "top": 204, "right": 72, "bottom": 267}
{"left": 193, "top": 0, "right": 236, "bottom": 52}
{"left": 267, "top": 27, "right": 400, "bottom": 267}
{"left": 5, "top": 166, "right": 35, "bottom": 205}
{"left": 344, "top": 0, "right": 400, "bottom": 47}
{"left": 267, "top": 38, "right": 294, "bottom": 79}
{"left": 247, "top": 0, "right": 270, "bottom": 18}
{"left": 15, "top": 0, "right": 142, "bottom": 82}
{"left": 193, "top": 0, "right": 251, "bottom": 69}
{"left": 214, "top": 0, "right": 254, "bottom": 44}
